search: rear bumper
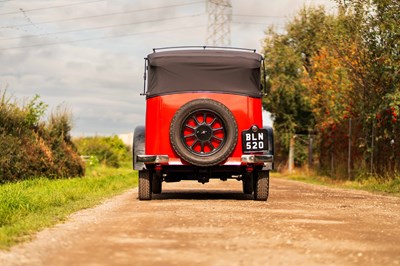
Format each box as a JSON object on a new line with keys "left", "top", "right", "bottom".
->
{"left": 241, "top": 154, "right": 273, "bottom": 163}
{"left": 136, "top": 154, "right": 273, "bottom": 170}
{"left": 136, "top": 155, "right": 169, "bottom": 164}
{"left": 241, "top": 154, "right": 273, "bottom": 170}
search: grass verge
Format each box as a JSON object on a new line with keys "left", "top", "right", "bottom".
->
{"left": 0, "top": 164, "right": 137, "bottom": 249}
{"left": 273, "top": 171, "right": 400, "bottom": 196}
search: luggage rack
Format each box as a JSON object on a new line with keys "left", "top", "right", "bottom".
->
{"left": 152, "top": 46, "right": 256, "bottom": 53}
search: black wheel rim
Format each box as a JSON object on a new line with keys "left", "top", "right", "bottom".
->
{"left": 181, "top": 110, "right": 226, "bottom": 156}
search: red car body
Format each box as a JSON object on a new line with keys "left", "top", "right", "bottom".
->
{"left": 134, "top": 47, "right": 274, "bottom": 201}
{"left": 145, "top": 93, "right": 263, "bottom": 164}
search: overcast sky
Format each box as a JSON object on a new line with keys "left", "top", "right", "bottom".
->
{"left": 0, "top": 0, "right": 336, "bottom": 136}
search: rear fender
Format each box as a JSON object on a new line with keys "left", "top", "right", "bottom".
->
{"left": 264, "top": 126, "right": 274, "bottom": 156}
{"left": 133, "top": 126, "right": 145, "bottom": 170}
{"left": 263, "top": 126, "right": 274, "bottom": 170}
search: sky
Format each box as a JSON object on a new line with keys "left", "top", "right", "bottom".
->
{"left": 0, "top": 0, "right": 336, "bottom": 136}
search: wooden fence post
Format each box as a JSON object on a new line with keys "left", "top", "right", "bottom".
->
{"left": 289, "top": 135, "right": 295, "bottom": 173}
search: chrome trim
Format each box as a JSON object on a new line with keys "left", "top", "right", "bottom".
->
{"left": 241, "top": 155, "right": 273, "bottom": 163}
{"left": 241, "top": 155, "right": 274, "bottom": 170}
{"left": 263, "top": 162, "right": 273, "bottom": 170}
{"left": 136, "top": 155, "right": 169, "bottom": 164}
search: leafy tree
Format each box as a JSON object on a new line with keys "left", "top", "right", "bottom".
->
{"left": 262, "top": 1, "right": 400, "bottom": 177}
{"left": 334, "top": 0, "right": 400, "bottom": 174}
{"left": 262, "top": 30, "right": 314, "bottom": 134}
{"left": 262, "top": 7, "right": 330, "bottom": 165}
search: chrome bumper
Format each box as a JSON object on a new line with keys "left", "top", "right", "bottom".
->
{"left": 136, "top": 154, "right": 273, "bottom": 170}
{"left": 136, "top": 155, "right": 169, "bottom": 164}
{"left": 241, "top": 155, "right": 274, "bottom": 170}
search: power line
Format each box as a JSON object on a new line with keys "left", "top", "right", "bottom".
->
{"left": 0, "top": 14, "right": 204, "bottom": 41}
{"left": 1, "top": 1, "right": 205, "bottom": 28}
{"left": 233, "top": 14, "right": 285, "bottom": 18}
{"left": 0, "top": 0, "right": 106, "bottom": 16}
{"left": 0, "top": 25, "right": 206, "bottom": 51}
{"left": 232, "top": 21, "right": 285, "bottom": 26}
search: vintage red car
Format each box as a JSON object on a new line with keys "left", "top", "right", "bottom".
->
{"left": 134, "top": 47, "right": 274, "bottom": 201}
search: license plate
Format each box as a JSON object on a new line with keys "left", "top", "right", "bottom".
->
{"left": 242, "top": 127, "right": 268, "bottom": 153}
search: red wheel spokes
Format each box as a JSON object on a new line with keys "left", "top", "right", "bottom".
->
{"left": 182, "top": 111, "right": 226, "bottom": 155}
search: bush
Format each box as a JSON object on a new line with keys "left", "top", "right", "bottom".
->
{"left": 74, "top": 136, "right": 129, "bottom": 168}
{"left": 0, "top": 91, "right": 84, "bottom": 183}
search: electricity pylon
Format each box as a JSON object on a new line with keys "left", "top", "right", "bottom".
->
{"left": 205, "top": 0, "right": 232, "bottom": 46}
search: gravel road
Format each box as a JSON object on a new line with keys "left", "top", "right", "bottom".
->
{"left": 1, "top": 177, "right": 400, "bottom": 266}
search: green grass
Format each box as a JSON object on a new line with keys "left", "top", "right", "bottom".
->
{"left": 343, "top": 175, "right": 400, "bottom": 196}
{"left": 273, "top": 171, "right": 400, "bottom": 196}
{"left": 0, "top": 164, "right": 137, "bottom": 249}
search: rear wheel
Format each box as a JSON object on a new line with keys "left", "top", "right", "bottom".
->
{"left": 138, "top": 170, "right": 151, "bottom": 200}
{"left": 253, "top": 170, "right": 269, "bottom": 201}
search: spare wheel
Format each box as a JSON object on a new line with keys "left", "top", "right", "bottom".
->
{"left": 170, "top": 99, "right": 238, "bottom": 166}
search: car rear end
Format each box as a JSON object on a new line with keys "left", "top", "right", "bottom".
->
{"left": 134, "top": 47, "right": 273, "bottom": 200}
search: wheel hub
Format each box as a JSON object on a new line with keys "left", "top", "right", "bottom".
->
{"left": 196, "top": 125, "right": 212, "bottom": 141}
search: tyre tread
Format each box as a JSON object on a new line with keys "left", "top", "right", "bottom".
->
{"left": 139, "top": 170, "right": 151, "bottom": 200}
{"left": 254, "top": 170, "right": 269, "bottom": 201}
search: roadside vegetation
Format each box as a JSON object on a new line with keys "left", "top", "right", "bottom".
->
{"left": 0, "top": 163, "right": 137, "bottom": 249}
{"left": 0, "top": 91, "right": 137, "bottom": 249}
{"left": 263, "top": 0, "right": 400, "bottom": 181}
{"left": 273, "top": 171, "right": 400, "bottom": 197}
{"left": 74, "top": 135, "right": 129, "bottom": 168}
{"left": 0, "top": 91, "right": 84, "bottom": 182}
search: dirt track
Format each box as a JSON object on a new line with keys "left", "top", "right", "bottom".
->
{"left": 1, "top": 177, "right": 400, "bottom": 266}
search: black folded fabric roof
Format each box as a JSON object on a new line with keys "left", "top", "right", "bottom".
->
{"left": 146, "top": 49, "right": 263, "bottom": 98}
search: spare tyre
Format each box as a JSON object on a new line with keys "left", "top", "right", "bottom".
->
{"left": 170, "top": 99, "right": 238, "bottom": 166}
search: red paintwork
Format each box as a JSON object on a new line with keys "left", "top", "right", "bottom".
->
{"left": 145, "top": 93, "right": 263, "bottom": 165}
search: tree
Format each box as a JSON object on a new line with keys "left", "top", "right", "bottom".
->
{"left": 334, "top": 0, "right": 400, "bottom": 174}
{"left": 262, "top": 7, "right": 332, "bottom": 167}
{"left": 262, "top": 1, "right": 400, "bottom": 177}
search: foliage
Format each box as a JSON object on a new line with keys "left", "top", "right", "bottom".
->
{"left": 263, "top": 1, "right": 400, "bottom": 178}
{"left": 0, "top": 91, "right": 84, "bottom": 183}
{"left": 74, "top": 136, "right": 129, "bottom": 168}
{"left": 263, "top": 26, "right": 314, "bottom": 140}
{"left": 25, "top": 94, "right": 48, "bottom": 127}
{"left": 0, "top": 165, "right": 137, "bottom": 249}
{"left": 275, "top": 171, "right": 400, "bottom": 196}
